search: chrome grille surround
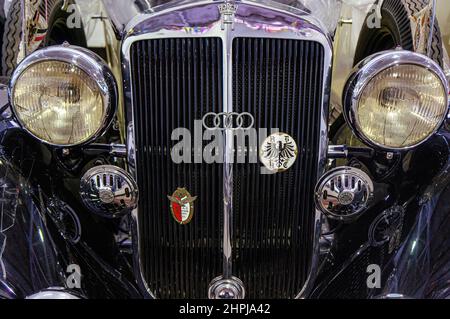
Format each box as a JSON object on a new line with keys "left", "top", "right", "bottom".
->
{"left": 121, "top": 0, "right": 332, "bottom": 299}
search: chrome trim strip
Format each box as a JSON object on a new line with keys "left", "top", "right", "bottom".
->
{"left": 121, "top": 0, "right": 333, "bottom": 299}
{"left": 328, "top": 145, "right": 349, "bottom": 158}
{"left": 222, "top": 7, "right": 234, "bottom": 279}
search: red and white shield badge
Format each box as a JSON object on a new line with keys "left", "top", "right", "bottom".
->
{"left": 167, "top": 188, "right": 197, "bottom": 225}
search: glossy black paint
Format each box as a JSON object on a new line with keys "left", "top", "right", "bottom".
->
{"left": 0, "top": 159, "right": 64, "bottom": 299}
{"left": 0, "top": 134, "right": 142, "bottom": 298}
{"left": 311, "top": 128, "right": 450, "bottom": 299}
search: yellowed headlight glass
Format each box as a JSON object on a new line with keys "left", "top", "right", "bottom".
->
{"left": 357, "top": 64, "right": 447, "bottom": 148}
{"left": 12, "top": 61, "right": 105, "bottom": 145}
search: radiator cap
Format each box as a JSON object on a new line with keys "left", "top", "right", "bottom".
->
{"left": 80, "top": 165, "right": 138, "bottom": 218}
{"left": 208, "top": 276, "right": 245, "bottom": 299}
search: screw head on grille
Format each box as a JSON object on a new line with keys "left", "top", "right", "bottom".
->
{"left": 80, "top": 165, "right": 138, "bottom": 218}
{"left": 315, "top": 166, "right": 374, "bottom": 221}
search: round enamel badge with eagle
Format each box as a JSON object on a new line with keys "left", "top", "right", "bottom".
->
{"left": 260, "top": 132, "right": 298, "bottom": 173}
{"left": 167, "top": 188, "right": 197, "bottom": 225}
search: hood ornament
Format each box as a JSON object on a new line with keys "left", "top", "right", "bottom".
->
{"left": 219, "top": 0, "right": 238, "bottom": 30}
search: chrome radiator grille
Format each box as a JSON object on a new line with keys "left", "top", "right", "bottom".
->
{"left": 130, "top": 38, "right": 224, "bottom": 298}
{"left": 232, "top": 38, "right": 324, "bottom": 298}
{"left": 129, "top": 37, "right": 325, "bottom": 299}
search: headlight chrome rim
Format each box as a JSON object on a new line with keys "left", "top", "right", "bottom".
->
{"left": 343, "top": 49, "right": 449, "bottom": 151}
{"left": 8, "top": 45, "right": 117, "bottom": 147}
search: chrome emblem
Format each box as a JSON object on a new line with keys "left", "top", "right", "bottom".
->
{"left": 167, "top": 188, "right": 197, "bottom": 225}
{"left": 202, "top": 112, "right": 254, "bottom": 131}
{"left": 219, "top": 0, "right": 238, "bottom": 29}
{"left": 337, "top": 191, "right": 355, "bottom": 206}
{"left": 260, "top": 132, "right": 298, "bottom": 173}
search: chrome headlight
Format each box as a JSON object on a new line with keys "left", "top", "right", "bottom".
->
{"left": 343, "top": 50, "right": 449, "bottom": 150}
{"left": 9, "top": 45, "right": 117, "bottom": 146}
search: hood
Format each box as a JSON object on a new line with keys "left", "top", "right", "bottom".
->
{"left": 101, "top": 0, "right": 343, "bottom": 35}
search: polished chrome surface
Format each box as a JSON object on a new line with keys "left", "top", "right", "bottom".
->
{"left": 26, "top": 287, "right": 81, "bottom": 299}
{"left": 219, "top": 0, "right": 238, "bottom": 30}
{"left": 202, "top": 112, "right": 254, "bottom": 131}
{"left": 327, "top": 145, "right": 374, "bottom": 159}
{"left": 8, "top": 45, "right": 118, "bottom": 147}
{"left": 80, "top": 165, "right": 138, "bottom": 218}
{"left": 315, "top": 166, "right": 374, "bottom": 221}
{"left": 83, "top": 143, "right": 127, "bottom": 157}
{"left": 222, "top": 3, "right": 234, "bottom": 280}
{"left": 121, "top": 0, "right": 333, "bottom": 298}
{"left": 105, "top": 0, "right": 339, "bottom": 35}
{"left": 343, "top": 49, "right": 449, "bottom": 151}
{"left": 375, "top": 293, "right": 412, "bottom": 299}
{"left": 327, "top": 145, "right": 349, "bottom": 158}
{"left": 208, "top": 276, "right": 245, "bottom": 299}
{"left": 110, "top": 143, "right": 127, "bottom": 157}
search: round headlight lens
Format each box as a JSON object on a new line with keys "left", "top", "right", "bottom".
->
{"left": 356, "top": 64, "right": 447, "bottom": 149}
{"left": 12, "top": 60, "right": 106, "bottom": 145}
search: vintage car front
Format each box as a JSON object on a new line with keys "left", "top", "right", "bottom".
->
{"left": 0, "top": 0, "right": 449, "bottom": 299}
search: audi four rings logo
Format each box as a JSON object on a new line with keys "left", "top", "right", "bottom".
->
{"left": 202, "top": 112, "right": 255, "bottom": 131}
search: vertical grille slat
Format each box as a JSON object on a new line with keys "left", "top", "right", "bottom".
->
{"left": 130, "top": 36, "right": 325, "bottom": 299}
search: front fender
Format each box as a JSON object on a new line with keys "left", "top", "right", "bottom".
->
{"left": 0, "top": 158, "right": 66, "bottom": 299}
{"left": 381, "top": 182, "right": 450, "bottom": 298}
{"left": 380, "top": 133, "right": 450, "bottom": 299}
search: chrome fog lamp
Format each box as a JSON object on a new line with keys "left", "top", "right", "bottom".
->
{"left": 9, "top": 45, "right": 117, "bottom": 147}
{"left": 80, "top": 165, "right": 138, "bottom": 218}
{"left": 315, "top": 166, "right": 374, "bottom": 221}
{"left": 343, "top": 50, "right": 449, "bottom": 150}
